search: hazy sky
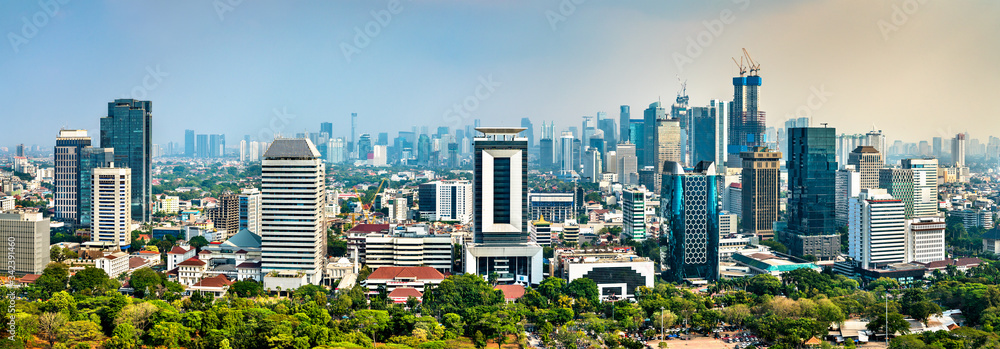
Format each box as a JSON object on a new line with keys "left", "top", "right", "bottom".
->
{"left": 2, "top": 0, "right": 999, "bottom": 148}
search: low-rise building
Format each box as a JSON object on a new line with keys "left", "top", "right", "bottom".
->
{"left": 731, "top": 252, "right": 820, "bottom": 280}
{"left": 94, "top": 252, "right": 129, "bottom": 279}
{"left": 166, "top": 245, "right": 196, "bottom": 271}
{"left": 529, "top": 216, "right": 552, "bottom": 246}
{"left": 556, "top": 251, "right": 654, "bottom": 300}
{"left": 177, "top": 257, "right": 208, "bottom": 286}
{"left": 362, "top": 266, "right": 445, "bottom": 295}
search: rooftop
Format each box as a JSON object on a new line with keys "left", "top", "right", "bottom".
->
{"left": 368, "top": 266, "right": 445, "bottom": 281}
{"left": 263, "top": 138, "right": 321, "bottom": 159}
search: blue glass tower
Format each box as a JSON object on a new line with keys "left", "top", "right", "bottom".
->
{"left": 101, "top": 99, "right": 152, "bottom": 222}
{"left": 787, "top": 127, "right": 838, "bottom": 235}
{"left": 662, "top": 161, "right": 720, "bottom": 282}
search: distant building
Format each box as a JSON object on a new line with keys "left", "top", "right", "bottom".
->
{"left": 835, "top": 166, "right": 861, "bottom": 227}
{"left": 418, "top": 180, "right": 473, "bottom": 224}
{"left": 950, "top": 209, "right": 994, "bottom": 229}
{"left": 719, "top": 211, "right": 738, "bottom": 236}
{"left": 0, "top": 211, "right": 50, "bottom": 276}
{"left": 848, "top": 146, "right": 883, "bottom": 190}
{"left": 528, "top": 192, "right": 576, "bottom": 224}
{"left": 622, "top": 189, "right": 646, "bottom": 241}
{"left": 901, "top": 158, "right": 939, "bottom": 217}
{"left": 207, "top": 192, "right": 240, "bottom": 240}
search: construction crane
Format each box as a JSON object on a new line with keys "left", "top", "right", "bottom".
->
{"left": 348, "top": 179, "right": 391, "bottom": 225}
{"left": 732, "top": 56, "right": 747, "bottom": 77}
{"left": 676, "top": 75, "right": 687, "bottom": 97}
{"left": 742, "top": 48, "right": 760, "bottom": 76}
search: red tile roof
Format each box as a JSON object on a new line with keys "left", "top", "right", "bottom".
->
{"left": 349, "top": 224, "right": 391, "bottom": 234}
{"left": 17, "top": 274, "right": 40, "bottom": 284}
{"left": 198, "top": 250, "right": 212, "bottom": 255}
{"left": 368, "top": 266, "right": 445, "bottom": 281}
{"left": 167, "top": 246, "right": 191, "bottom": 255}
{"left": 137, "top": 250, "right": 159, "bottom": 255}
{"left": 128, "top": 257, "right": 147, "bottom": 269}
{"left": 237, "top": 261, "right": 261, "bottom": 269}
{"left": 388, "top": 287, "right": 423, "bottom": 299}
{"left": 193, "top": 274, "right": 232, "bottom": 288}
{"left": 494, "top": 284, "right": 525, "bottom": 300}
{"left": 178, "top": 257, "right": 206, "bottom": 267}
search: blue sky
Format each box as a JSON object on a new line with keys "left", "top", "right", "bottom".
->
{"left": 2, "top": 1, "right": 999, "bottom": 148}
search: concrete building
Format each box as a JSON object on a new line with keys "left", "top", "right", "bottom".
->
{"left": 848, "top": 146, "right": 884, "bottom": 190}
{"left": 622, "top": 189, "right": 646, "bottom": 241}
{"left": 207, "top": 192, "right": 240, "bottom": 239}
{"left": 906, "top": 216, "right": 946, "bottom": 264}
{"left": 880, "top": 168, "right": 915, "bottom": 219}
{"left": 902, "top": 158, "right": 939, "bottom": 217}
{"left": 528, "top": 192, "right": 576, "bottom": 224}
{"left": 94, "top": 251, "right": 129, "bottom": 279}
{"left": 157, "top": 195, "right": 179, "bottom": 214}
{"left": 260, "top": 139, "right": 326, "bottom": 288}
{"left": 741, "top": 148, "right": 781, "bottom": 239}
{"left": 363, "top": 266, "right": 445, "bottom": 295}
{"left": 662, "top": 161, "right": 720, "bottom": 281}
{"left": 91, "top": 167, "right": 131, "bottom": 250}
{"left": 616, "top": 142, "right": 638, "bottom": 185}
{"left": 239, "top": 188, "right": 262, "bottom": 234}
{"left": 849, "top": 189, "right": 906, "bottom": 269}
{"left": 719, "top": 211, "right": 738, "bottom": 236}
{"left": 0, "top": 211, "right": 50, "bottom": 276}
{"left": 950, "top": 209, "right": 994, "bottom": 229}
{"left": 835, "top": 166, "right": 862, "bottom": 227}
{"left": 953, "top": 133, "right": 966, "bottom": 167}
{"left": 361, "top": 229, "right": 454, "bottom": 274}
{"left": 418, "top": 180, "right": 473, "bottom": 224}
{"left": 54, "top": 129, "right": 91, "bottom": 225}
{"left": 465, "top": 127, "right": 543, "bottom": 286}
{"left": 529, "top": 217, "right": 552, "bottom": 246}
{"left": 560, "top": 253, "right": 654, "bottom": 300}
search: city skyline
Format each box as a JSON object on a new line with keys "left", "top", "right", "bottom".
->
{"left": 3, "top": 1, "right": 999, "bottom": 147}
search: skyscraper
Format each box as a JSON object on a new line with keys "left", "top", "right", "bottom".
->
{"left": 417, "top": 134, "right": 431, "bottom": 166}
{"left": 0, "top": 211, "right": 50, "bottom": 276}
{"left": 598, "top": 117, "right": 617, "bottom": 151}
{"left": 357, "top": 133, "right": 372, "bottom": 160}
{"left": 662, "top": 161, "right": 719, "bottom": 281}
{"left": 623, "top": 188, "right": 646, "bottom": 241}
{"left": 835, "top": 165, "right": 861, "bottom": 227}
{"left": 656, "top": 117, "right": 681, "bottom": 170}
{"left": 261, "top": 139, "right": 326, "bottom": 287}
{"left": 92, "top": 167, "right": 132, "bottom": 250}
{"left": 932, "top": 137, "right": 942, "bottom": 159}
{"left": 879, "top": 168, "right": 915, "bottom": 219}
{"left": 54, "top": 130, "right": 91, "bottom": 224}
{"left": 617, "top": 142, "right": 638, "bottom": 185}
{"left": 209, "top": 134, "right": 226, "bottom": 158}
{"left": 465, "top": 127, "right": 542, "bottom": 285}
{"left": 728, "top": 74, "right": 764, "bottom": 168}
{"left": 690, "top": 100, "right": 728, "bottom": 170}
{"left": 539, "top": 138, "right": 554, "bottom": 172}
{"left": 620, "top": 105, "right": 630, "bottom": 144}
{"left": 560, "top": 132, "right": 575, "bottom": 175}
{"left": 320, "top": 122, "right": 333, "bottom": 138}
{"left": 350, "top": 112, "right": 358, "bottom": 155}
{"left": 185, "top": 129, "right": 195, "bottom": 157}
{"left": 15, "top": 144, "right": 24, "bottom": 157}
{"left": 848, "top": 146, "right": 884, "bottom": 190}
{"left": 901, "top": 158, "right": 939, "bottom": 217}
{"left": 740, "top": 147, "right": 780, "bottom": 239}
{"left": 848, "top": 188, "right": 906, "bottom": 269}
{"left": 642, "top": 102, "right": 666, "bottom": 169}
{"left": 196, "top": 134, "right": 209, "bottom": 158}
{"left": 101, "top": 99, "right": 152, "bottom": 222}
{"left": 785, "top": 127, "right": 839, "bottom": 258}
{"left": 78, "top": 147, "right": 114, "bottom": 229}
{"left": 520, "top": 117, "right": 534, "bottom": 148}
{"left": 239, "top": 188, "right": 262, "bottom": 235}
{"left": 953, "top": 133, "right": 966, "bottom": 167}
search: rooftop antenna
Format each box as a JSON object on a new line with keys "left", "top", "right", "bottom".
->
{"left": 732, "top": 56, "right": 747, "bottom": 77}
{"left": 821, "top": 123, "right": 829, "bottom": 128}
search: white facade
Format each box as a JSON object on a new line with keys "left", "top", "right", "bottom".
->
{"left": 0, "top": 196, "right": 14, "bottom": 211}
{"left": 529, "top": 219, "right": 552, "bottom": 246}
{"left": 393, "top": 198, "right": 408, "bottom": 223}
{"left": 363, "top": 235, "right": 453, "bottom": 273}
{"left": 835, "top": 165, "right": 861, "bottom": 227}
{"left": 617, "top": 143, "right": 638, "bottom": 185}
{"left": 719, "top": 211, "right": 738, "bottom": 236}
{"left": 419, "top": 180, "right": 472, "bottom": 224}
{"left": 369, "top": 145, "right": 387, "bottom": 166}
{"left": 92, "top": 167, "right": 131, "bottom": 250}
{"left": 564, "top": 257, "right": 655, "bottom": 300}
{"left": 623, "top": 189, "right": 645, "bottom": 241}
{"left": 0, "top": 211, "right": 49, "bottom": 275}
{"left": 902, "top": 158, "right": 939, "bottom": 217}
{"left": 166, "top": 245, "right": 196, "bottom": 270}
{"left": 239, "top": 188, "right": 262, "bottom": 234}
{"left": 260, "top": 139, "right": 326, "bottom": 287}
{"left": 94, "top": 252, "right": 129, "bottom": 279}
{"left": 906, "top": 216, "right": 946, "bottom": 263}
{"left": 848, "top": 189, "right": 906, "bottom": 269}
{"left": 582, "top": 148, "right": 601, "bottom": 183}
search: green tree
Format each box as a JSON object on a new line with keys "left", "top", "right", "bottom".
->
{"left": 38, "top": 312, "right": 68, "bottom": 348}
{"left": 69, "top": 267, "right": 112, "bottom": 294}
{"left": 759, "top": 240, "right": 788, "bottom": 254}
{"left": 538, "top": 277, "right": 567, "bottom": 301}
{"left": 566, "top": 277, "right": 599, "bottom": 304}
{"left": 147, "top": 321, "right": 191, "bottom": 347}
{"left": 328, "top": 238, "right": 348, "bottom": 257}
{"left": 58, "top": 320, "right": 105, "bottom": 345}
{"left": 866, "top": 312, "right": 910, "bottom": 339}
{"left": 746, "top": 274, "right": 783, "bottom": 296}
{"left": 230, "top": 280, "right": 264, "bottom": 297}
{"left": 129, "top": 267, "right": 162, "bottom": 298}
{"left": 189, "top": 235, "right": 210, "bottom": 250}
{"left": 36, "top": 262, "right": 70, "bottom": 296}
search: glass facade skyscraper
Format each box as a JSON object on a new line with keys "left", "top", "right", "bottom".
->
{"left": 100, "top": 99, "right": 152, "bottom": 222}
{"left": 54, "top": 130, "right": 91, "bottom": 224}
{"left": 662, "top": 161, "right": 720, "bottom": 281}
{"left": 786, "top": 127, "right": 838, "bottom": 235}
{"left": 78, "top": 147, "right": 115, "bottom": 229}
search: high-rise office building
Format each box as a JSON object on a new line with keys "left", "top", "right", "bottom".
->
{"left": 238, "top": 188, "right": 262, "bottom": 235}
{"left": 357, "top": 133, "right": 372, "bottom": 160}
{"left": 15, "top": 144, "right": 24, "bottom": 157}
{"left": 740, "top": 148, "right": 781, "bottom": 239}
{"left": 327, "top": 138, "right": 345, "bottom": 163}
{"left": 598, "top": 117, "right": 617, "bottom": 151}
{"left": 559, "top": 132, "right": 575, "bottom": 175}
{"left": 539, "top": 138, "right": 554, "bottom": 172}
{"left": 78, "top": 147, "right": 115, "bottom": 229}
{"left": 0, "top": 211, "right": 50, "bottom": 276}
{"left": 932, "top": 137, "right": 943, "bottom": 159}
{"left": 953, "top": 133, "right": 966, "bottom": 167}
{"left": 901, "top": 158, "right": 939, "bottom": 217}
{"left": 582, "top": 148, "right": 601, "bottom": 183}
{"left": 320, "top": 122, "right": 333, "bottom": 138}
{"left": 642, "top": 102, "right": 666, "bottom": 169}
{"left": 185, "top": 130, "right": 195, "bottom": 157}
{"left": 465, "top": 127, "right": 542, "bottom": 286}
{"left": 657, "top": 117, "right": 681, "bottom": 171}
{"left": 785, "top": 127, "right": 839, "bottom": 258}
{"left": 54, "top": 130, "right": 91, "bottom": 224}
{"left": 417, "top": 134, "right": 431, "bottom": 166}
{"left": 350, "top": 112, "right": 358, "bottom": 155}
{"left": 617, "top": 142, "right": 638, "bottom": 185}
{"left": 101, "top": 99, "right": 152, "bottom": 222}
{"left": 261, "top": 139, "right": 326, "bottom": 287}
{"left": 727, "top": 74, "right": 764, "bottom": 168}
{"left": 623, "top": 189, "right": 646, "bottom": 241}
{"left": 848, "top": 188, "right": 906, "bottom": 269}
{"left": 865, "top": 130, "right": 886, "bottom": 154}
{"left": 848, "top": 146, "right": 883, "bottom": 190}
{"left": 662, "top": 161, "right": 719, "bottom": 281}
{"left": 906, "top": 216, "right": 946, "bottom": 264}
{"left": 92, "top": 167, "right": 132, "bottom": 250}
{"left": 620, "top": 105, "right": 630, "bottom": 144}
{"left": 418, "top": 180, "right": 473, "bottom": 224}
{"left": 520, "top": 117, "right": 534, "bottom": 148}
{"left": 196, "top": 134, "right": 209, "bottom": 158}
{"left": 527, "top": 192, "right": 575, "bottom": 223}
{"left": 879, "top": 168, "right": 915, "bottom": 219}
{"left": 835, "top": 165, "right": 861, "bottom": 227}
{"left": 209, "top": 134, "right": 226, "bottom": 158}
{"left": 207, "top": 192, "right": 240, "bottom": 239}
{"left": 690, "top": 100, "right": 728, "bottom": 170}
